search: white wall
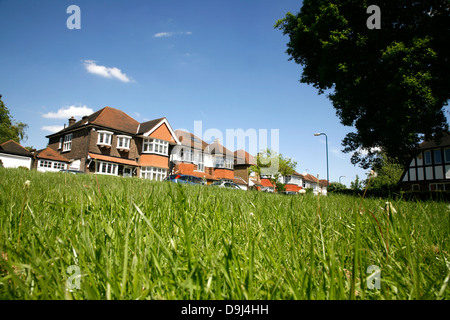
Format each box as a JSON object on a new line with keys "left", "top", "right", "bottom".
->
{"left": 0, "top": 153, "right": 32, "bottom": 169}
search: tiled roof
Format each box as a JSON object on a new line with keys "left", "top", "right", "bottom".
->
{"left": 47, "top": 106, "right": 140, "bottom": 136}
{"left": 88, "top": 153, "right": 139, "bottom": 166}
{"left": 174, "top": 130, "right": 208, "bottom": 150}
{"left": 419, "top": 131, "right": 450, "bottom": 150}
{"left": 234, "top": 149, "right": 256, "bottom": 166}
{"left": 0, "top": 140, "right": 32, "bottom": 157}
{"left": 260, "top": 178, "right": 274, "bottom": 188}
{"left": 303, "top": 174, "right": 319, "bottom": 183}
{"left": 137, "top": 117, "right": 166, "bottom": 135}
{"left": 233, "top": 177, "right": 248, "bottom": 185}
{"left": 36, "top": 147, "right": 70, "bottom": 163}
{"left": 319, "top": 179, "right": 329, "bottom": 187}
{"left": 205, "top": 141, "right": 234, "bottom": 156}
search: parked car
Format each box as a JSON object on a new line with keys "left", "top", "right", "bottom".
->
{"left": 211, "top": 180, "right": 242, "bottom": 190}
{"left": 164, "top": 174, "right": 205, "bottom": 185}
{"left": 60, "top": 169, "right": 85, "bottom": 174}
{"left": 279, "top": 191, "right": 297, "bottom": 195}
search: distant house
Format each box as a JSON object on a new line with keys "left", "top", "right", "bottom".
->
{"left": 260, "top": 178, "right": 275, "bottom": 192}
{"left": 400, "top": 131, "right": 450, "bottom": 192}
{"left": 171, "top": 129, "right": 216, "bottom": 183}
{"left": 34, "top": 147, "right": 71, "bottom": 172}
{"left": 302, "top": 173, "right": 321, "bottom": 194}
{"left": 281, "top": 171, "right": 304, "bottom": 193}
{"left": 234, "top": 149, "right": 258, "bottom": 190}
{"left": 0, "top": 140, "right": 33, "bottom": 169}
{"left": 45, "top": 106, "right": 180, "bottom": 179}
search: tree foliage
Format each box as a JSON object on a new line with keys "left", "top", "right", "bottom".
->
{"left": 276, "top": 0, "right": 450, "bottom": 168}
{"left": 365, "top": 152, "right": 404, "bottom": 193}
{"left": 250, "top": 148, "right": 298, "bottom": 190}
{"left": 0, "top": 96, "right": 28, "bottom": 144}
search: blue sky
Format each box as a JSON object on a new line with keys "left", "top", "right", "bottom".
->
{"left": 0, "top": 0, "right": 371, "bottom": 186}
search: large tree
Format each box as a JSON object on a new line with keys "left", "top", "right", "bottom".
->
{"left": 275, "top": 0, "right": 449, "bottom": 168}
{"left": 0, "top": 95, "right": 28, "bottom": 144}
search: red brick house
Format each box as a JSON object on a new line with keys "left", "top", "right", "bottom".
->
{"left": 34, "top": 147, "right": 71, "bottom": 172}
{"left": 45, "top": 106, "right": 180, "bottom": 179}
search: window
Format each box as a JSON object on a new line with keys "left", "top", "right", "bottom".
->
{"left": 142, "top": 138, "right": 168, "bottom": 155}
{"left": 53, "top": 162, "right": 66, "bottom": 170}
{"left": 140, "top": 166, "right": 167, "bottom": 181}
{"left": 444, "top": 149, "right": 450, "bottom": 163}
{"left": 39, "top": 160, "right": 52, "bottom": 168}
{"left": 95, "top": 161, "right": 118, "bottom": 176}
{"left": 117, "top": 135, "right": 131, "bottom": 150}
{"left": 97, "top": 131, "right": 113, "bottom": 146}
{"left": 225, "top": 157, "right": 234, "bottom": 169}
{"left": 58, "top": 137, "right": 63, "bottom": 150}
{"left": 194, "top": 150, "right": 204, "bottom": 172}
{"left": 434, "top": 150, "right": 442, "bottom": 164}
{"left": 214, "top": 156, "right": 225, "bottom": 168}
{"left": 39, "top": 160, "right": 66, "bottom": 170}
{"left": 181, "top": 147, "right": 193, "bottom": 162}
{"left": 429, "top": 183, "right": 445, "bottom": 191}
{"left": 424, "top": 151, "right": 432, "bottom": 165}
{"left": 63, "top": 133, "right": 73, "bottom": 152}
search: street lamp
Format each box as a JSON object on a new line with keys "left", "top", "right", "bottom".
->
{"left": 339, "top": 175, "right": 345, "bottom": 184}
{"left": 314, "top": 132, "right": 329, "bottom": 188}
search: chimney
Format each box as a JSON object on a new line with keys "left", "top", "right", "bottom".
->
{"left": 68, "top": 116, "right": 76, "bottom": 126}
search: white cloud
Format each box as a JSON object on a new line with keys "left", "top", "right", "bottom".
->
{"left": 153, "top": 31, "right": 192, "bottom": 38}
{"left": 41, "top": 125, "right": 65, "bottom": 133}
{"left": 83, "top": 60, "right": 132, "bottom": 83}
{"left": 42, "top": 105, "right": 93, "bottom": 119}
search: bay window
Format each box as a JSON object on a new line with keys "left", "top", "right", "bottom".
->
{"left": 140, "top": 166, "right": 167, "bottom": 181}
{"left": 142, "top": 138, "right": 168, "bottom": 155}
{"left": 97, "top": 131, "right": 113, "bottom": 146}
{"left": 117, "top": 135, "right": 131, "bottom": 150}
{"left": 95, "top": 161, "right": 118, "bottom": 176}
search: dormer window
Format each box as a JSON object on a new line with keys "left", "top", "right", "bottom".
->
{"left": 97, "top": 131, "right": 113, "bottom": 147}
{"left": 117, "top": 135, "right": 131, "bottom": 151}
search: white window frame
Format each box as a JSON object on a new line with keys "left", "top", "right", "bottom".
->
{"left": 117, "top": 135, "right": 131, "bottom": 150}
{"left": 225, "top": 156, "right": 234, "bottom": 169}
{"left": 140, "top": 166, "right": 167, "bottom": 181}
{"left": 195, "top": 150, "right": 204, "bottom": 172}
{"left": 58, "top": 137, "right": 63, "bottom": 150}
{"left": 142, "top": 138, "right": 168, "bottom": 155}
{"left": 95, "top": 161, "right": 118, "bottom": 176}
{"left": 63, "top": 133, "right": 73, "bottom": 152}
{"left": 214, "top": 156, "right": 225, "bottom": 168}
{"left": 97, "top": 130, "right": 113, "bottom": 147}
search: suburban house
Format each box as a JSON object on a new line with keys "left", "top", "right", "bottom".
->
{"left": 44, "top": 106, "right": 180, "bottom": 180}
{"left": 34, "top": 147, "right": 71, "bottom": 172}
{"left": 0, "top": 140, "right": 33, "bottom": 169}
{"left": 400, "top": 131, "right": 450, "bottom": 192}
{"left": 281, "top": 171, "right": 304, "bottom": 193}
{"left": 260, "top": 178, "right": 275, "bottom": 192}
{"left": 171, "top": 130, "right": 255, "bottom": 188}
{"left": 234, "top": 149, "right": 259, "bottom": 190}
{"left": 171, "top": 129, "right": 215, "bottom": 182}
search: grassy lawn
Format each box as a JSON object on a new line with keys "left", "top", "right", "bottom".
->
{"left": 0, "top": 167, "right": 449, "bottom": 300}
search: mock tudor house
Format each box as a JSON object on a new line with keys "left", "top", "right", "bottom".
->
{"left": 0, "top": 140, "right": 33, "bottom": 169}
{"left": 45, "top": 106, "right": 180, "bottom": 180}
{"left": 400, "top": 131, "right": 450, "bottom": 192}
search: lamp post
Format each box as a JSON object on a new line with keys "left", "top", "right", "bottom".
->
{"left": 314, "top": 132, "right": 329, "bottom": 188}
{"left": 339, "top": 176, "right": 345, "bottom": 184}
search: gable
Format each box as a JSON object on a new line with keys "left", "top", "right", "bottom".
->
{"left": 149, "top": 123, "right": 176, "bottom": 143}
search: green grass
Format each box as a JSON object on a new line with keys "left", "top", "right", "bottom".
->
{"left": 0, "top": 167, "right": 449, "bottom": 300}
